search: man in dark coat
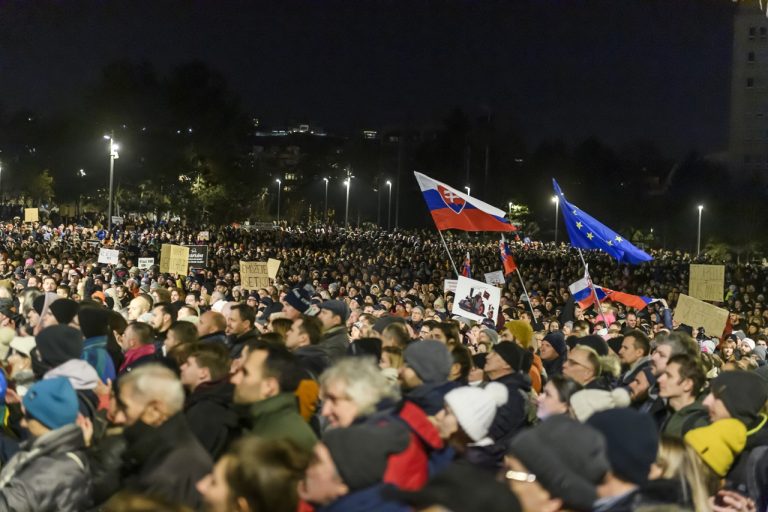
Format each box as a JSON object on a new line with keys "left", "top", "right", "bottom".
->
{"left": 114, "top": 364, "right": 212, "bottom": 509}
{"left": 179, "top": 343, "right": 239, "bottom": 459}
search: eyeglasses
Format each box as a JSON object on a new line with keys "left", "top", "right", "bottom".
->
{"left": 505, "top": 470, "right": 537, "bottom": 483}
{"left": 564, "top": 358, "right": 592, "bottom": 371}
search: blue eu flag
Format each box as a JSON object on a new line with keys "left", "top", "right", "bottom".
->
{"left": 553, "top": 179, "right": 652, "bottom": 265}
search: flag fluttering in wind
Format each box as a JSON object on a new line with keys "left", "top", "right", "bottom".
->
{"left": 569, "top": 273, "right": 657, "bottom": 311}
{"left": 553, "top": 179, "right": 652, "bottom": 265}
{"left": 461, "top": 253, "right": 472, "bottom": 278}
{"left": 415, "top": 172, "right": 516, "bottom": 232}
{"left": 499, "top": 238, "right": 518, "bottom": 276}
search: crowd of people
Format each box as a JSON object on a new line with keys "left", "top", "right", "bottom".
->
{"left": 0, "top": 217, "right": 763, "bottom": 511}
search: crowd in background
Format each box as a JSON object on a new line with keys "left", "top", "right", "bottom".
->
{"left": 0, "top": 218, "right": 762, "bottom": 511}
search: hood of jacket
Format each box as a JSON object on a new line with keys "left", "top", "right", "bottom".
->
{"left": 44, "top": 359, "right": 99, "bottom": 390}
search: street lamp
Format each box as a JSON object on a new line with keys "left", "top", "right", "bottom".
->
{"left": 386, "top": 180, "right": 392, "bottom": 231}
{"left": 323, "top": 177, "right": 329, "bottom": 222}
{"left": 464, "top": 186, "right": 471, "bottom": 196}
{"left": 697, "top": 205, "right": 704, "bottom": 256}
{"left": 276, "top": 179, "right": 282, "bottom": 223}
{"left": 103, "top": 134, "right": 119, "bottom": 232}
{"left": 344, "top": 178, "right": 351, "bottom": 227}
{"left": 508, "top": 202, "right": 513, "bottom": 216}
{"left": 551, "top": 195, "right": 559, "bottom": 243}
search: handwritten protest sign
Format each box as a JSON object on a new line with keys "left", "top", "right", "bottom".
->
{"left": 484, "top": 270, "right": 505, "bottom": 286}
{"left": 689, "top": 264, "right": 725, "bottom": 302}
{"left": 24, "top": 208, "right": 38, "bottom": 223}
{"left": 240, "top": 261, "right": 270, "bottom": 289}
{"left": 97, "top": 248, "right": 119, "bottom": 265}
{"left": 443, "top": 280, "right": 458, "bottom": 293}
{"left": 138, "top": 258, "right": 154, "bottom": 270}
{"left": 267, "top": 258, "right": 281, "bottom": 279}
{"left": 159, "top": 244, "right": 189, "bottom": 275}
{"left": 674, "top": 293, "right": 729, "bottom": 338}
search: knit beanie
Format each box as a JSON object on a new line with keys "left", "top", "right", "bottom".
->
{"left": 504, "top": 320, "right": 533, "bottom": 348}
{"left": 403, "top": 340, "right": 453, "bottom": 384}
{"left": 481, "top": 328, "right": 500, "bottom": 346}
{"left": 33, "top": 325, "right": 84, "bottom": 378}
{"left": 508, "top": 415, "right": 609, "bottom": 511}
{"left": 578, "top": 334, "right": 610, "bottom": 356}
{"left": 323, "top": 423, "right": 410, "bottom": 492}
{"left": 373, "top": 315, "right": 406, "bottom": 334}
{"left": 587, "top": 408, "right": 658, "bottom": 486}
{"left": 710, "top": 371, "right": 768, "bottom": 429}
{"left": 543, "top": 331, "right": 567, "bottom": 357}
{"left": 48, "top": 299, "right": 79, "bottom": 325}
{"left": 684, "top": 419, "right": 747, "bottom": 477}
{"left": 32, "top": 294, "right": 47, "bottom": 315}
{"left": 284, "top": 287, "right": 312, "bottom": 314}
{"left": 493, "top": 342, "right": 532, "bottom": 373}
{"left": 22, "top": 377, "right": 78, "bottom": 430}
{"left": 77, "top": 305, "right": 110, "bottom": 338}
{"left": 444, "top": 382, "right": 508, "bottom": 442}
{"left": 570, "top": 388, "right": 631, "bottom": 422}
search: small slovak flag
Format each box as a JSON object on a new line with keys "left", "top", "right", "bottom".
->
{"left": 461, "top": 252, "right": 472, "bottom": 278}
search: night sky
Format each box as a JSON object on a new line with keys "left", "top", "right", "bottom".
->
{"left": 0, "top": 0, "right": 734, "bottom": 156}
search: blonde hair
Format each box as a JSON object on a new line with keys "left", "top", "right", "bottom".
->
{"left": 573, "top": 344, "right": 621, "bottom": 378}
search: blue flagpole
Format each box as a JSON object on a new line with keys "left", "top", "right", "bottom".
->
{"left": 577, "top": 248, "right": 607, "bottom": 324}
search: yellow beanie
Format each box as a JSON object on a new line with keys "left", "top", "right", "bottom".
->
{"left": 504, "top": 320, "right": 533, "bottom": 348}
{"left": 684, "top": 418, "right": 747, "bottom": 476}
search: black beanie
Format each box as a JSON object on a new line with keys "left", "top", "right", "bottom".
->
{"left": 32, "top": 294, "right": 46, "bottom": 315}
{"left": 49, "top": 299, "right": 79, "bottom": 325}
{"left": 578, "top": 335, "right": 610, "bottom": 356}
{"left": 323, "top": 423, "right": 409, "bottom": 492}
{"left": 494, "top": 342, "right": 531, "bottom": 373}
{"left": 711, "top": 371, "right": 768, "bottom": 429}
{"left": 33, "top": 325, "right": 84, "bottom": 377}
{"left": 77, "top": 306, "right": 111, "bottom": 338}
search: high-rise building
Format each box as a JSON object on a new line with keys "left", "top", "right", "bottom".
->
{"left": 729, "top": 1, "right": 768, "bottom": 174}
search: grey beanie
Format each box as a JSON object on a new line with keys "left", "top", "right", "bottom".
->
{"left": 403, "top": 340, "right": 452, "bottom": 384}
{"left": 482, "top": 328, "right": 500, "bottom": 345}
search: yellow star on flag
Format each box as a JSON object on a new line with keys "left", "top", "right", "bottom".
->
{"left": 607, "top": 240, "right": 613, "bottom": 246}
{"left": 586, "top": 232, "right": 594, "bottom": 240}
{"left": 615, "top": 236, "right": 623, "bottom": 243}
{"left": 576, "top": 221, "right": 583, "bottom": 229}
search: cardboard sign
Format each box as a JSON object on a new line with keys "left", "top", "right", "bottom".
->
{"left": 674, "top": 293, "right": 729, "bottom": 338}
{"left": 138, "top": 257, "right": 154, "bottom": 270}
{"left": 443, "top": 279, "right": 458, "bottom": 293}
{"left": 159, "top": 244, "right": 189, "bottom": 275}
{"left": 452, "top": 276, "right": 501, "bottom": 323}
{"left": 111, "top": 216, "right": 124, "bottom": 225}
{"left": 484, "top": 270, "right": 506, "bottom": 286}
{"left": 185, "top": 245, "right": 209, "bottom": 269}
{"left": 267, "top": 258, "right": 281, "bottom": 279}
{"left": 688, "top": 264, "right": 725, "bottom": 302}
{"left": 24, "top": 208, "right": 38, "bottom": 223}
{"left": 240, "top": 261, "right": 270, "bottom": 290}
{"left": 97, "top": 248, "right": 119, "bottom": 265}
{"left": 198, "top": 230, "right": 210, "bottom": 241}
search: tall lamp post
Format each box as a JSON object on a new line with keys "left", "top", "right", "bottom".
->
{"left": 276, "top": 179, "right": 282, "bottom": 223}
{"left": 386, "top": 180, "right": 392, "bottom": 231}
{"left": 344, "top": 178, "right": 351, "bottom": 227}
{"left": 697, "top": 204, "right": 704, "bottom": 257}
{"left": 551, "top": 195, "right": 559, "bottom": 243}
{"left": 464, "top": 186, "right": 471, "bottom": 196}
{"left": 103, "top": 134, "right": 119, "bottom": 232}
{"left": 323, "top": 177, "right": 329, "bottom": 222}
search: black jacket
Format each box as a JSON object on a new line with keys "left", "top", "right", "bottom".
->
{"left": 405, "top": 381, "right": 460, "bottom": 416}
{"left": 121, "top": 413, "right": 213, "bottom": 509}
{"left": 488, "top": 372, "right": 530, "bottom": 444}
{"left": 228, "top": 329, "right": 260, "bottom": 359}
{"left": 184, "top": 380, "right": 239, "bottom": 460}
{"left": 294, "top": 345, "right": 332, "bottom": 379}
{"left": 199, "top": 331, "right": 228, "bottom": 346}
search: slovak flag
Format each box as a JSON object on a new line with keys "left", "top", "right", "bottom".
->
{"left": 499, "top": 239, "right": 518, "bottom": 275}
{"left": 414, "top": 172, "right": 516, "bottom": 232}
{"left": 569, "top": 271, "right": 657, "bottom": 311}
{"left": 461, "top": 252, "right": 472, "bottom": 278}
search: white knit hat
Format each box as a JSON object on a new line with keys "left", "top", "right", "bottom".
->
{"left": 444, "top": 382, "right": 508, "bottom": 442}
{"left": 570, "top": 388, "right": 631, "bottom": 422}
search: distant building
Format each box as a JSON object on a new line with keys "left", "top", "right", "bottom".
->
{"left": 729, "top": 1, "right": 768, "bottom": 174}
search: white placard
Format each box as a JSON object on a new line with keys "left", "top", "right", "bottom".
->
{"left": 484, "top": 270, "right": 506, "bottom": 286}
{"left": 138, "top": 258, "right": 154, "bottom": 270}
{"left": 443, "top": 279, "right": 458, "bottom": 293}
{"left": 97, "top": 248, "right": 119, "bottom": 265}
{"left": 452, "top": 276, "right": 501, "bottom": 323}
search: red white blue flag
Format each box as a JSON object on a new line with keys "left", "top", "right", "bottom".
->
{"left": 414, "top": 172, "right": 516, "bottom": 232}
{"left": 461, "top": 252, "right": 472, "bottom": 278}
{"left": 499, "top": 239, "right": 518, "bottom": 275}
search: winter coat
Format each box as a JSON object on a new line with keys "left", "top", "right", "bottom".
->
{"left": 199, "top": 331, "right": 228, "bottom": 346}
{"left": 227, "top": 329, "right": 260, "bottom": 359}
{"left": 660, "top": 400, "right": 710, "bottom": 439}
{"left": 404, "top": 381, "right": 461, "bottom": 416}
{"left": 316, "top": 484, "right": 410, "bottom": 512}
{"left": 184, "top": 379, "right": 239, "bottom": 459}
{"left": 121, "top": 413, "right": 212, "bottom": 508}
{"left": 240, "top": 392, "right": 317, "bottom": 453}
{"left": 81, "top": 335, "right": 117, "bottom": 383}
{"left": 86, "top": 432, "right": 127, "bottom": 507}
{"left": 294, "top": 345, "right": 332, "bottom": 379}
{"left": 118, "top": 344, "right": 157, "bottom": 375}
{"left": 0, "top": 423, "right": 91, "bottom": 512}
{"left": 727, "top": 414, "right": 768, "bottom": 500}
{"left": 319, "top": 325, "right": 349, "bottom": 362}
{"left": 487, "top": 372, "right": 530, "bottom": 444}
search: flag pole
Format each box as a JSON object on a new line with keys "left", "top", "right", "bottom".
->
{"left": 437, "top": 229, "right": 460, "bottom": 277}
{"left": 577, "top": 248, "right": 607, "bottom": 324}
{"left": 514, "top": 267, "right": 537, "bottom": 320}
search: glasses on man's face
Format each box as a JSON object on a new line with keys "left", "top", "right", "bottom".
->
{"left": 564, "top": 358, "right": 591, "bottom": 371}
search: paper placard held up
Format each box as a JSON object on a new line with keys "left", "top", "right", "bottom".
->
{"left": 240, "top": 261, "right": 270, "bottom": 290}
{"left": 267, "top": 258, "right": 281, "bottom": 279}
{"left": 138, "top": 258, "right": 154, "bottom": 270}
{"left": 688, "top": 264, "right": 725, "bottom": 302}
{"left": 452, "top": 276, "right": 501, "bottom": 323}
{"left": 97, "top": 248, "right": 119, "bottom": 265}
{"left": 24, "top": 208, "right": 38, "bottom": 223}
{"left": 484, "top": 270, "right": 505, "bottom": 286}
{"left": 159, "top": 244, "right": 189, "bottom": 275}
{"left": 674, "top": 293, "right": 729, "bottom": 338}
{"left": 443, "top": 280, "right": 458, "bottom": 293}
